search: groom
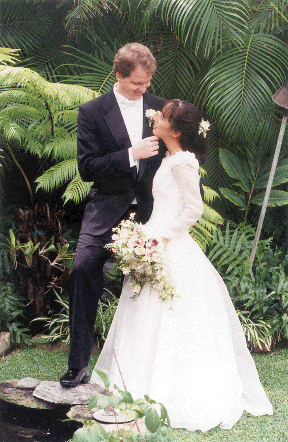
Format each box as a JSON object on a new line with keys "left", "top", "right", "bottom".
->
{"left": 60, "top": 43, "right": 167, "bottom": 387}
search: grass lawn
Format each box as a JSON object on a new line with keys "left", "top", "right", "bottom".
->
{"left": 0, "top": 346, "right": 287, "bottom": 441}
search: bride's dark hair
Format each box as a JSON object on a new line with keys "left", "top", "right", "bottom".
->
{"left": 163, "top": 99, "right": 207, "bottom": 164}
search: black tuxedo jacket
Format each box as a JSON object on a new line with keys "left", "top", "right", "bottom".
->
{"left": 77, "top": 88, "right": 167, "bottom": 236}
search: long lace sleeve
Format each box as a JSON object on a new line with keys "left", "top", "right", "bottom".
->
{"left": 161, "top": 162, "right": 204, "bottom": 240}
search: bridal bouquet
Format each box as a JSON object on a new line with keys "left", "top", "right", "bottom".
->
{"left": 106, "top": 214, "right": 178, "bottom": 305}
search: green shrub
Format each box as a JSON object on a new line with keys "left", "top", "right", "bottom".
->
{"left": 207, "top": 222, "right": 288, "bottom": 348}
{"left": 33, "top": 289, "right": 118, "bottom": 346}
{"left": 0, "top": 281, "right": 30, "bottom": 343}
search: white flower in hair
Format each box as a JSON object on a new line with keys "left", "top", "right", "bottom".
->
{"left": 198, "top": 119, "right": 210, "bottom": 138}
{"left": 145, "top": 109, "right": 161, "bottom": 127}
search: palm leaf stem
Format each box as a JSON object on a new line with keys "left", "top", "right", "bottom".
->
{"left": 0, "top": 134, "right": 33, "bottom": 207}
{"left": 240, "top": 34, "right": 253, "bottom": 111}
{"left": 97, "top": 69, "right": 113, "bottom": 94}
{"left": 270, "top": 2, "right": 288, "bottom": 22}
{"left": 244, "top": 164, "right": 261, "bottom": 223}
{"left": 98, "top": 69, "right": 114, "bottom": 94}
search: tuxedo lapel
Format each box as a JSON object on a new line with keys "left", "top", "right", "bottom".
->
{"left": 138, "top": 99, "right": 153, "bottom": 182}
{"left": 104, "top": 89, "right": 131, "bottom": 151}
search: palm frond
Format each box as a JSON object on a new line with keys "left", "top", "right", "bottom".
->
{"left": 59, "top": 23, "right": 118, "bottom": 93}
{"left": 140, "top": 0, "right": 248, "bottom": 57}
{"left": 0, "top": 0, "right": 52, "bottom": 51}
{"left": 150, "top": 29, "right": 202, "bottom": 100}
{"left": 201, "top": 33, "right": 288, "bottom": 142}
{"left": 249, "top": 0, "right": 288, "bottom": 34}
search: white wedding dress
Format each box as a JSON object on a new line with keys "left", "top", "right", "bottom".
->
{"left": 90, "top": 150, "right": 273, "bottom": 432}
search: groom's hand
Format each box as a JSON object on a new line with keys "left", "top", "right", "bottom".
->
{"left": 132, "top": 136, "right": 159, "bottom": 160}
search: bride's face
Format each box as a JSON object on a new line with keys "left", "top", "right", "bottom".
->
{"left": 152, "top": 111, "right": 177, "bottom": 140}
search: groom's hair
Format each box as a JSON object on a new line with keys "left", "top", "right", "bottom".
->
{"left": 113, "top": 43, "right": 157, "bottom": 78}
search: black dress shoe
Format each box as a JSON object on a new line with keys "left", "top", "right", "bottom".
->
{"left": 60, "top": 366, "right": 89, "bottom": 388}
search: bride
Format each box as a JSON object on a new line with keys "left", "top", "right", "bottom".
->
{"left": 90, "top": 99, "right": 273, "bottom": 432}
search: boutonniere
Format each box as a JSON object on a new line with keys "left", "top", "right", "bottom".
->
{"left": 145, "top": 109, "right": 161, "bottom": 127}
{"left": 198, "top": 119, "right": 210, "bottom": 138}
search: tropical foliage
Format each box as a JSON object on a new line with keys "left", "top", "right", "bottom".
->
{"left": 0, "top": 65, "right": 96, "bottom": 205}
{"left": 207, "top": 222, "right": 288, "bottom": 349}
{"left": 219, "top": 149, "right": 288, "bottom": 223}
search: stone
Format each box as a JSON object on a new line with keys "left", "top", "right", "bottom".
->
{"left": 17, "top": 377, "right": 41, "bottom": 390}
{"left": 33, "top": 381, "right": 107, "bottom": 405}
{"left": 67, "top": 404, "right": 96, "bottom": 421}
{"left": 0, "top": 380, "right": 57, "bottom": 409}
{"left": 0, "top": 332, "right": 11, "bottom": 356}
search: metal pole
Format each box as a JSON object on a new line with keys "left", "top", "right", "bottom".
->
{"left": 249, "top": 115, "right": 288, "bottom": 268}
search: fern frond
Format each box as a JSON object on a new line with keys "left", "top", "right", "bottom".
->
{"left": 42, "top": 135, "right": 77, "bottom": 161}
{"left": 0, "top": 120, "right": 25, "bottom": 144}
{"left": 35, "top": 159, "right": 78, "bottom": 192}
{"left": 0, "top": 47, "right": 20, "bottom": 65}
{"left": 53, "top": 110, "right": 78, "bottom": 128}
{"left": 0, "top": 105, "right": 45, "bottom": 122}
{"left": 207, "top": 222, "right": 255, "bottom": 276}
{"left": 202, "top": 185, "right": 221, "bottom": 204}
{"left": 63, "top": 173, "right": 93, "bottom": 204}
{"left": 190, "top": 223, "right": 213, "bottom": 253}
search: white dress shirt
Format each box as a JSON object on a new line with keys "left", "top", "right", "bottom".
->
{"left": 113, "top": 83, "right": 143, "bottom": 173}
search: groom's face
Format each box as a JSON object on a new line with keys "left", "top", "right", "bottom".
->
{"left": 116, "top": 65, "right": 152, "bottom": 100}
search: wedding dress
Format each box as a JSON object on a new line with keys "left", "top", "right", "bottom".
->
{"left": 90, "top": 150, "right": 273, "bottom": 432}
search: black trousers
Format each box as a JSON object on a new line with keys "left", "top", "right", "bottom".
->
{"left": 68, "top": 206, "right": 137, "bottom": 369}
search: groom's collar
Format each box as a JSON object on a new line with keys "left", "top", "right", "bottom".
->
{"left": 104, "top": 86, "right": 151, "bottom": 112}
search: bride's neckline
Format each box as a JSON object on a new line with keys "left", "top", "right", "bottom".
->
{"left": 165, "top": 149, "right": 183, "bottom": 157}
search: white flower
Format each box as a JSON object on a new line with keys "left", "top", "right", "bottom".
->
{"left": 145, "top": 109, "right": 161, "bottom": 127}
{"left": 198, "top": 119, "right": 210, "bottom": 138}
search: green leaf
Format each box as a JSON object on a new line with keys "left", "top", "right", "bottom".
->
{"left": 251, "top": 190, "right": 288, "bottom": 207}
{"left": 145, "top": 408, "right": 161, "bottom": 433}
{"left": 97, "top": 396, "right": 110, "bottom": 409}
{"left": 94, "top": 369, "right": 110, "bottom": 390}
{"left": 255, "top": 165, "right": 288, "bottom": 188}
{"left": 91, "top": 422, "right": 109, "bottom": 438}
{"left": 107, "top": 396, "right": 122, "bottom": 408}
{"left": 108, "top": 429, "right": 134, "bottom": 442}
{"left": 72, "top": 425, "right": 101, "bottom": 442}
{"left": 219, "top": 188, "right": 246, "bottom": 208}
{"left": 144, "top": 394, "right": 156, "bottom": 404}
{"left": 88, "top": 394, "right": 102, "bottom": 411}
{"left": 219, "top": 149, "right": 250, "bottom": 191}
{"left": 114, "top": 384, "right": 133, "bottom": 403}
{"left": 159, "top": 402, "right": 170, "bottom": 425}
